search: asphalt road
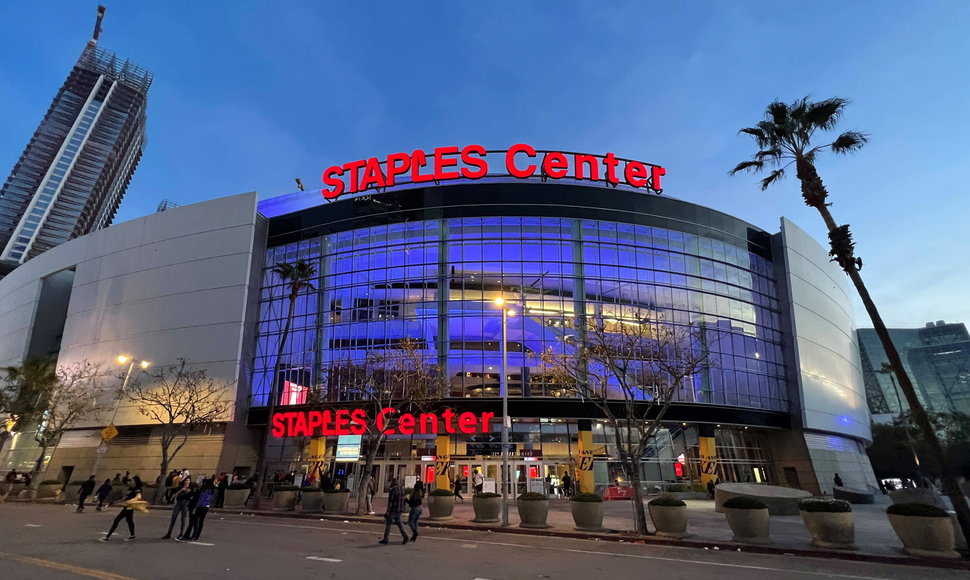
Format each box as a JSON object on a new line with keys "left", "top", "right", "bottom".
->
{"left": 0, "top": 502, "right": 965, "bottom": 580}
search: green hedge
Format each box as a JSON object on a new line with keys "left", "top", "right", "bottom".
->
{"left": 571, "top": 493, "right": 603, "bottom": 503}
{"left": 474, "top": 492, "right": 501, "bottom": 499}
{"left": 666, "top": 483, "right": 690, "bottom": 492}
{"left": 228, "top": 483, "right": 250, "bottom": 490}
{"left": 68, "top": 481, "right": 84, "bottom": 486}
{"left": 722, "top": 497, "right": 767, "bottom": 510}
{"left": 429, "top": 488, "right": 454, "bottom": 497}
{"left": 301, "top": 487, "right": 325, "bottom": 493}
{"left": 274, "top": 485, "right": 301, "bottom": 492}
{"left": 799, "top": 498, "right": 852, "bottom": 513}
{"left": 649, "top": 496, "right": 686, "bottom": 507}
{"left": 517, "top": 492, "right": 548, "bottom": 501}
{"left": 324, "top": 488, "right": 350, "bottom": 493}
{"left": 40, "top": 480, "right": 61, "bottom": 485}
{"left": 887, "top": 502, "right": 949, "bottom": 518}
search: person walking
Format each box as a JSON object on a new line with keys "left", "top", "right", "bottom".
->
{"left": 95, "top": 479, "right": 112, "bottom": 511}
{"left": 833, "top": 473, "right": 844, "bottom": 488}
{"left": 406, "top": 481, "right": 424, "bottom": 541}
{"left": 77, "top": 475, "right": 97, "bottom": 512}
{"left": 453, "top": 475, "right": 464, "bottom": 503}
{"left": 365, "top": 473, "right": 377, "bottom": 515}
{"left": 215, "top": 473, "right": 228, "bottom": 508}
{"left": 182, "top": 479, "right": 214, "bottom": 541}
{"left": 100, "top": 476, "right": 143, "bottom": 542}
{"left": 1, "top": 469, "right": 16, "bottom": 504}
{"left": 162, "top": 479, "right": 192, "bottom": 540}
{"left": 473, "top": 469, "right": 484, "bottom": 494}
{"left": 561, "top": 473, "right": 572, "bottom": 498}
{"left": 378, "top": 477, "right": 409, "bottom": 545}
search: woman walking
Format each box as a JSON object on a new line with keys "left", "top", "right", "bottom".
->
{"left": 162, "top": 479, "right": 193, "bottom": 540}
{"left": 95, "top": 479, "right": 112, "bottom": 511}
{"left": 182, "top": 479, "right": 215, "bottom": 541}
{"left": 406, "top": 481, "right": 425, "bottom": 541}
{"left": 100, "top": 476, "right": 143, "bottom": 542}
{"left": 453, "top": 475, "right": 464, "bottom": 503}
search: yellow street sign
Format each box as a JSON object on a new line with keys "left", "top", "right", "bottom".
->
{"left": 101, "top": 424, "right": 119, "bottom": 442}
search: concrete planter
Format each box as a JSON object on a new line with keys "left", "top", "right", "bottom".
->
{"left": 19, "top": 488, "right": 37, "bottom": 500}
{"left": 223, "top": 488, "right": 249, "bottom": 508}
{"left": 663, "top": 492, "right": 709, "bottom": 501}
{"left": 36, "top": 484, "right": 61, "bottom": 499}
{"left": 724, "top": 507, "right": 771, "bottom": 544}
{"left": 649, "top": 504, "right": 688, "bottom": 538}
{"left": 888, "top": 514, "right": 959, "bottom": 558}
{"left": 889, "top": 489, "right": 947, "bottom": 510}
{"left": 300, "top": 491, "right": 324, "bottom": 512}
{"left": 65, "top": 485, "right": 82, "bottom": 502}
{"left": 800, "top": 511, "right": 856, "bottom": 549}
{"left": 273, "top": 489, "right": 299, "bottom": 511}
{"left": 428, "top": 495, "right": 455, "bottom": 520}
{"left": 571, "top": 501, "right": 605, "bottom": 531}
{"left": 322, "top": 491, "right": 350, "bottom": 513}
{"left": 517, "top": 499, "right": 552, "bottom": 529}
{"left": 472, "top": 496, "right": 501, "bottom": 523}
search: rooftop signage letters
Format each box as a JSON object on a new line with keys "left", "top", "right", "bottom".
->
{"left": 271, "top": 407, "right": 495, "bottom": 438}
{"left": 321, "top": 144, "right": 665, "bottom": 200}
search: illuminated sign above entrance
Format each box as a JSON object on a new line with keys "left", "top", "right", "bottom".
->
{"left": 321, "top": 144, "right": 666, "bottom": 200}
{"left": 271, "top": 407, "right": 495, "bottom": 438}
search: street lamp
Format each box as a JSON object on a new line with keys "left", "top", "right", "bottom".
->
{"left": 494, "top": 297, "right": 516, "bottom": 526}
{"left": 91, "top": 355, "right": 149, "bottom": 475}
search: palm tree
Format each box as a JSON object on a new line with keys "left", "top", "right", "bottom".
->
{"left": 731, "top": 96, "right": 970, "bottom": 542}
{"left": 251, "top": 259, "right": 317, "bottom": 509}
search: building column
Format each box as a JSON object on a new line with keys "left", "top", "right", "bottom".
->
{"left": 576, "top": 419, "right": 595, "bottom": 494}
{"left": 435, "top": 434, "right": 451, "bottom": 490}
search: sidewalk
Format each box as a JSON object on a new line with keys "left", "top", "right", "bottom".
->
{"left": 217, "top": 493, "right": 970, "bottom": 569}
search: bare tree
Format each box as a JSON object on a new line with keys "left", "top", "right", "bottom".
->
{"left": 1, "top": 359, "right": 106, "bottom": 479}
{"left": 542, "top": 315, "right": 714, "bottom": 535}
{"left": 126, "top": 359, "right": 232, "bottom": 503}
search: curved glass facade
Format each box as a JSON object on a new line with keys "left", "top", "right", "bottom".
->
{"left": 252, "top": 214, "right": 788, "bottom": 413}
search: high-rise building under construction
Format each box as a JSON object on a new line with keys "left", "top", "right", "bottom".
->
{"left": 0, "top": 6, "right": 151, "bottom": 274}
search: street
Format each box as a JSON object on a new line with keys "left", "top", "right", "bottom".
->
{"left": 0, "top": 503, "right": 965, "bottom": 580}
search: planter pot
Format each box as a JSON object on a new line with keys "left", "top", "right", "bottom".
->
{"left": 300, "top": 492, "right": 324, "bottom": 512}
{"left": 428, "top": 495, "right": 455, "bottom": 520}
{"left": 19, "top": 488, "right": 37, "bottom": 500}
{"left": 472, "top": 496, "right": 501, "bottom": 523}
{"left": 888, "top": 514, "right": 960, "bottom": 558}
{"left": 517, "top": 499, "right": 551, "bottom": 529}
{"left": 322, "top": 492, "right": 350, "bottom": 513}
{"left": 223, "top": 488, "right": 250, "bottom": 508}
{"left": 572, "top": 501, "right": 605, "bottom": 532}
{"left": 889, "top": 489, "right": 947, "bottom": 510}
{"left": 800, "top": 511, "right": 856, "bottom": 549}
{"left": 273, "top": 490, "right": 298, "bottom": 511}
{"left": 724, "top": 507, "right": 771, "bottom": 544}
{"left": 66, "top": 486, "right": 81, "bottom": 502}
{"left": 649, "top": 504, "right": 687, "bottom": 538}
{"left": 36, "top": 484, "right": 61, "bottom": 499}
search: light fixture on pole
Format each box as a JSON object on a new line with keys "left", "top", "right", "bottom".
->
{"left": 494, "top": 297, "right": 515, "bottom": 526}
{"left": 91, "top": 355, "right": 149, "bottom": 475}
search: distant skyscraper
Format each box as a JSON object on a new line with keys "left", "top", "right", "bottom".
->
{"left": 0, "top": 6, "right": 151, "bottom": 274}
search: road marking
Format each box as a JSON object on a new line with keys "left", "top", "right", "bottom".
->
{"left": 24, "top": 524, "right": 42, "bottom": 527}
{"left": 188, "top": 542, "right": 215, "bottom": 546}
{"left": 306, "top": 556, "right": 342, "bottom": 563}
{"left": 0, "top": 550, "right": 138, "bottom": 580}
{"left": 461, "top": 544, "right": 478, "bottom": 548}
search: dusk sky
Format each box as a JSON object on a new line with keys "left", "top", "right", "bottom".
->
{"left": 1, "top": 1, "right": 967, "bottom": 328}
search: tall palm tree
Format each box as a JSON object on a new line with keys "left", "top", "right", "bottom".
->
{"left": 251, "top": 259, "right": 317, "bottom": 509}
{"left": 731, "top": 96, "right": 970, "bottom": 542}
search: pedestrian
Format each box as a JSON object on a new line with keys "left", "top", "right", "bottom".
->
{"left": 182, "top": 479, "right": 214, "bottom": 541}
{"left": 453, "top": 475, "right": 464, "bottom": 503}
{"left": 162, "top": 479, "right": 192, "bottom": 540}
{"left": 406, "top": 481, "right": 424, "bottom": 541}
{"left": 561, "top": 473, "right": 572, "bottom": 498}
{"left": 100, "top": 476, "right": 143, "bottom": 542}
{"left": 216, "top": 472, "right": 228, "bottom": 508}
{"left": 365, "top": 472, "right": 377, "bottom": 515}
{"left": 833, "top": 473, "right": 844, "bottom": 488}
{"left": 1, "top": 469, "right": 16, "bottom": 504}
{"left": 706, "top": 479, "right": 716, "bottom": 499}
{"left": 77, "top": 475, "right": 97, "bottom": 512}
{"left": 378, "top": 477, "right": 409, "bottom": 545}
{"left": 121, "top": 471, "right": 130, "bottom": 486}
{"left": 95, "top": 479, "right": 112, "bottom": 511}
{"left": 473, "top": 469, "right": 484, "bottom": 494}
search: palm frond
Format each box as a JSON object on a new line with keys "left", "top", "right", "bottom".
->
{"left": 766, "top": 101, "right": 790, "bottom": 126}
{"left": 729, "top": 160, "right": 764, "bottom": 175}
{"left": 738, "top": 127, "right": 768, "bottom": 148}
{"left": 806, "top": 98, "right": 849, "bottom": 132}
{"left": 830, "top": 130, "right": 868, "bottom": 154}
{"left": 755, "top": 148, "right": 783, "bottom": 162}
{"left": 759, "top": 168, "right": 785, "bottom": 190}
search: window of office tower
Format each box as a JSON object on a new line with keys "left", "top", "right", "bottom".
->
{"left": 252, "top": 217, "right": 787, "bottom": 412}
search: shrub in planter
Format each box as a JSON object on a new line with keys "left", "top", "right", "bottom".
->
{"left": 571, "top": 492, "right": 605, "bottom": 531}
{"left": 648, "top": 496, "right": 688, "bottom": 538}
{"left": 666, "top": 483, "right": 690, "bottom": 493}
{"left": 273, "top": 485, "right": 301, "bottom": 511}
{"left": 473, "top": 492, "right": 502, "bottom": 523}
{"left": 722, "top": 496, "right": 771, "bottom": 544}
{"left": 798, "top": 499, "right": 855, "bottom": 549}
{"left": 322, "top": 488, "right": 351, "bottom": 513}
{"left": 517, "top": 492, "right": 551, "bottom": 529}
{"left": 300, "top": 488, "right": 325, "bottom": 512}
{"left": 224, "top": 483, "right": 250, "bottom": 508}
{"left": 886, "top": 502, "right": 959, "bottom": 558}
{"left": 428, "top": 488, "right": 455, "bottom": 520}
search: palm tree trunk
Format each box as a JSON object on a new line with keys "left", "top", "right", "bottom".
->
{"left": 813, "top": 203, "right": 970, "bottom": 543}
{"left": 252, "top": 290, "right": 297, "bottom": 509}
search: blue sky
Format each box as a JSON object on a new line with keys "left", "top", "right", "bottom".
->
{"left": 1, "top": 1, "right": 968, "bottom": 328}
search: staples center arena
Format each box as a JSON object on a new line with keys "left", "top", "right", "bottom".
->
{"left": 0, "top": 145, "right": 876, "bottom": 497}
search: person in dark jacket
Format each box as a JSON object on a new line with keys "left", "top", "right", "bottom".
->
{"left": 100, "top": 476, "right": 142, "bottom": 541}
{"left": 216, "top": 473, "right": 228, "bottom": 508}
{"left": 183, "top": 479, "right": 215, "bottom": 541}
{"left": 95, "top": 479, "right": 112, "bottom": 511}
{"left": 163, "top": 479, "right": 192, "bottom": 540}
{"left": 378, "top": 477, "right": 409, "bottom": 545}
{"left": 77, "top": 475, "right": 97, "bottom": 512}
{"left": 406, "top": 481, "right": 425, "bottom": 541}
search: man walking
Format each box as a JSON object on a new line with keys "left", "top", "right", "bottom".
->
{"left": 1, "top": 469, "right": 17, "bottom": 504}
{"left": 77, "top": 475, "right": 97, "bottom": 512}
{"left": 378, "top": 477, "right": 409, "bottom": 545}
{"left": 216, "top": 473, "right": 228, "bottom": 508}
{"left": 473, "top": 469, "right": 484, "bottom": 494}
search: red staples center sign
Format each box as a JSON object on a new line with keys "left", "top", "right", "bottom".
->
{"left": 321, "top": 144, "right": 666, "bottom": 199}
{"left": 271, "top": 408, "right": 495, "bottom": 438}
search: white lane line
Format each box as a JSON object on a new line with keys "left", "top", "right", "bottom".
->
{"left": 461, "top": 544, "right": 478, "bottom": 548}
{"left": 218, "top": 519, "right": 891, "bottom": 580}
{"left": 188, "top": 542, "right": 215, "bottom": 546}
{"left": 24, "top": 524, "right": 42, "bottom": 527}
{"left": 306, "top": 557, "right": 342, "bottom": 563}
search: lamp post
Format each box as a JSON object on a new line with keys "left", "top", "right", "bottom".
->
{"left": 91, "top": 355, "right": 149, "bottom": 476}
{"left": 494, "top": 297, "right": 515, "bottom": 526}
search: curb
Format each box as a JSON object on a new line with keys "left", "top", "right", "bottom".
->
{"left": 211, "top": 507, "right": 970, "bottom": 570}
